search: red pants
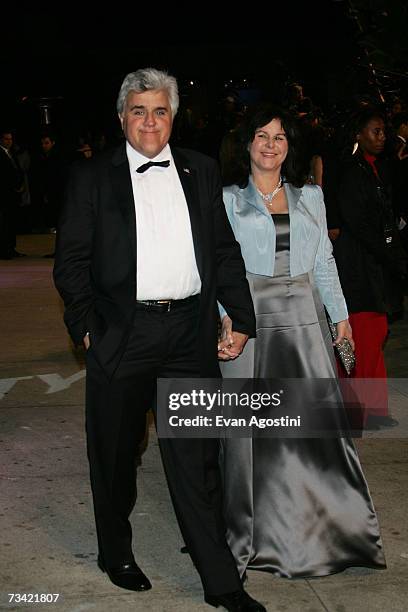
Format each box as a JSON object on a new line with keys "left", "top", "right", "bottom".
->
{"left": 338, "top": 312, "right": 388, "bottom": 423}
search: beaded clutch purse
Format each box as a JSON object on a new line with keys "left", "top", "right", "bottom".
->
{"left": 327, "top": 318, "right": 356, "bottom": 375}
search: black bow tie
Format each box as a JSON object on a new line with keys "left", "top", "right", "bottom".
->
{"left": 136, "top": 160, "right": 170, "bottom": 173}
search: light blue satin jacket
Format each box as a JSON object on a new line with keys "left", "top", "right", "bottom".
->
{"left": 221, "top": 177, "right": 348, "bottom": 323}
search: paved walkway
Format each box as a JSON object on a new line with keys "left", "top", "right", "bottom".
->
{"left": 0, "top": 235, "right": 407, "bottom": 611}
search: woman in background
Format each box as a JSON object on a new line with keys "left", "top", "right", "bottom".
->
{"left": 334, "top": 108, "right": 406, "bottom": 428}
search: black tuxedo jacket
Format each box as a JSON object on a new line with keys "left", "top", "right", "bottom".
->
{"left": 54, "top": 143, "right": 255, "bottom": 380}
{"left": 0, "top": 147, "right": 23, "bottom": 208}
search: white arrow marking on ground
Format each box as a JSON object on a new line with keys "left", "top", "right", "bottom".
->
{"left": 37, "top": 370, "right": 86, "bottom": 394}
{"left": 0, "top": 376, "right": 34, "bottom": 400}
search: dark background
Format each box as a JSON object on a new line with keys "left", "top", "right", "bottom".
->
{"left": 1, "top": 2, "right": 358, "bottom": 137}
{"left": 2, "top": 1, "right": 407, "bottom": 144}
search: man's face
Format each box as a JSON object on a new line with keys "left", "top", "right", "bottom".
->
{"left": 119, "top": 89, "right": 173, "bottom": 158}
{"left": 41, "top": 137, "right": 54, "bottom": 153}
{"left": 0, "top": 133, "right": 13, "bottom": 150}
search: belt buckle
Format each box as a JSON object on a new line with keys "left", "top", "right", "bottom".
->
{"left": 157, "top": 300, "right": 171, "bottom": 312}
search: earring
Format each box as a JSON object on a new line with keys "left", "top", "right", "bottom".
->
{"left": 352, "top": 142, "right": 359, "bottom": 155}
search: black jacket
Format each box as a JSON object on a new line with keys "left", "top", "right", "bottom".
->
{"left": 53, "top": 144, "right": 255, "bottom": 380}
{"left": 334, "top": 152, "right": 405, "bottom": 312}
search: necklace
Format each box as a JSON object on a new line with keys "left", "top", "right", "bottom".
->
{"left": 256, "top": 177, "right": 283, "bottom": 203}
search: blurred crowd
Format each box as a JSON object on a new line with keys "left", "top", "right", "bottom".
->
{"left": 1, "top": 82, "right": 407, "bottom": 322}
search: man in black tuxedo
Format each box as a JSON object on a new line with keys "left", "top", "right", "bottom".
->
{"left": 54, "top": 68, "right": 264, "bottom": 611}
{"left": 0, "top": 130, "right": 24, "bottom": 259}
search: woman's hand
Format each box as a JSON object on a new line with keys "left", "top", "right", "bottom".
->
{"left": 334, "top": 319, "right": 355, "bottom": 351}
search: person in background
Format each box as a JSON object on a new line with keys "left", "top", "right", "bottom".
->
{"left": 300, "top": 110, "right": 325, "bottom": 188}
{"left": 74, "top": 136, "right": 93, "bottom": 160}
{"left": 14, "top": 138, "right": 32, "bottom": 233}
{"left": 390, "top": 112, "right": 408, "bottom": 296}
{"left": 0, "top": 129, "right": 24, "bottom": 258}
{"left": 31, "top": 132, "right": 66, "bottom": 234}
{"left": 334, "top": 107, "right": 406, "bottom": 426}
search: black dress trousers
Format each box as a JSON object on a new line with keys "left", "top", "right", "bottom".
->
{"left": 85, "top": 297, "right": 241, "bottom": 596}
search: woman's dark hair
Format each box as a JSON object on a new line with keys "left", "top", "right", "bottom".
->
{"left": 339, "top": 106, "right": 386, "bottom": 159}
{"left": 220, "top": 104, "right": 306, "bottom": 188}
{"left": 351, "top": 106, "right": 386, "bottom": 136}
{"left": 391, "top": 111, "right": 408, "bottom": 131}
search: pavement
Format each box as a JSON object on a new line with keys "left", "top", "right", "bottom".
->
{"left": 0, "top": 234, "right": 407, "bottom": 612}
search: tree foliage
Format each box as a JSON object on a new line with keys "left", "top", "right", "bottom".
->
{"left": 349, "top": 0, "right": 408, "bottom": 72}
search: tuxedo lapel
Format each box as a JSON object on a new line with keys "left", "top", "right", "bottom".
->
{"left": 110, "top": 145, "right": 136, "bottom": 258}
{"left": 172, "top": 149, "right": 204, "bottom": 279}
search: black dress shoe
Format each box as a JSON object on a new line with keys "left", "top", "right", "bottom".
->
{"left": 97, "top": 556, "right": 152, "bottom": 591}
{"left": 11, "top": 250, "right": 26, "bottom": 257}
{"left": 205, "top": 589, "right": 266, "bottom": 611}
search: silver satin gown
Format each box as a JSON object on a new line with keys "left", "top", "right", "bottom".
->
{"left": 220, "top": 213, "right": 386, "bottom": 578}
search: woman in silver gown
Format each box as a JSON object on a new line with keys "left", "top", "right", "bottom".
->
{"left": 218, "top": 106, "right": 386, "bottom": 578}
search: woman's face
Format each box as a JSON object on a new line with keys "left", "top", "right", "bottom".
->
{"left": 357, "top": 117, "right": 386, "bottom": 155}
{"left": 249, "top": 118, "right": 288, "bottom": 173}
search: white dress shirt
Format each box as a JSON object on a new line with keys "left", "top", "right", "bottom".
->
{"left": 126, "top": 142, "right": 201, "bottom": 300}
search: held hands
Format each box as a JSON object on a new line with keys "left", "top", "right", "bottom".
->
{"left": 218, "top": 315, "right": 249, "bottom": 360}
{"left": 334, "top": 319, "right": 355, "bottom": 351}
